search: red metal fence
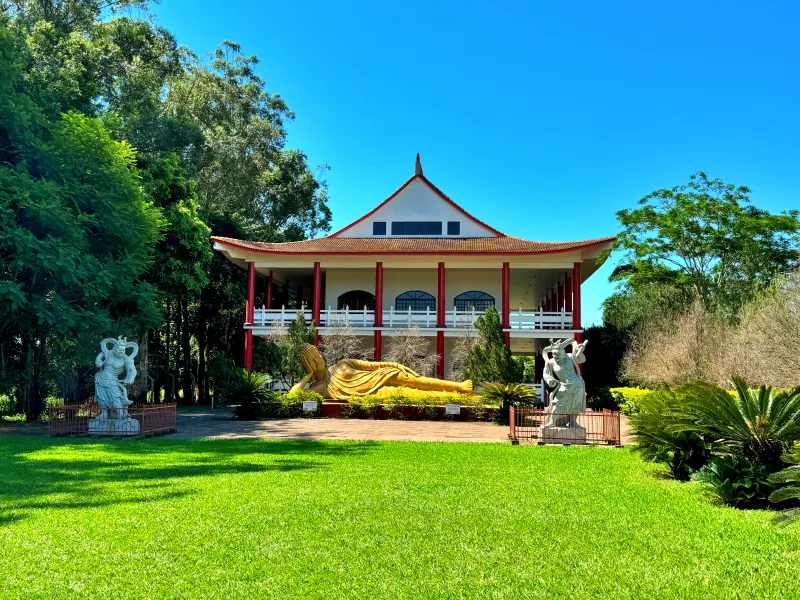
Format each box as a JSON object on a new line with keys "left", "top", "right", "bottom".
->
{"left": 48, "top": 403, "right": 177, "bottom": 437}
{"left": 509, "top": 407, "right": 621, "bottom": 446}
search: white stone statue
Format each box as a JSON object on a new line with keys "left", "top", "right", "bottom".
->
{"left": 89, "top": 336, "right": 141, "bottom": 435}
{"left": 541, "top": 338, "right": 588, "bottom": 443}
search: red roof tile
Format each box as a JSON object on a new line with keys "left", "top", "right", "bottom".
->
{"left": 211, "top": 235, "right": 616, "bottom": 256}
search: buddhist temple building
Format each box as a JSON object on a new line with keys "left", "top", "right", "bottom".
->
{"left": 212, "top": 155, "right": 615, "bottom": 377}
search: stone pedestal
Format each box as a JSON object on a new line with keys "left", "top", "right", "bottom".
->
{"left": 541, "top": 425, "right": 586, "bottom": 445}
{"left": 88, "top": 415, "right": 140, "bottom": 435}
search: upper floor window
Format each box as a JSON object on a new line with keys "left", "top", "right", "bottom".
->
{"left": 391, "top": 221, "right": 442, "bottom": 236}
{"left": 373, "top": 221, "right": 386, "bottom": 235}
{"left": 447, "top": 221, "right": 460, "bottom": 235}
{"left": 396, "top": 290, "right": 436, "bottom": 312}
{"left": 338, "top": 290, "right": 375, "bottom": 311}
{"left": 454, "top": 291, "right": 495, "bottom": 312}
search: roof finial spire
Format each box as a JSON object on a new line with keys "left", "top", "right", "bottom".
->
{"left": 415, "top": 153, "right": 423, "bottom": 176}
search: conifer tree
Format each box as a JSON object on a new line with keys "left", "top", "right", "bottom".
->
{"left": 465, "top": 307, "right": 523, "bottom": 384}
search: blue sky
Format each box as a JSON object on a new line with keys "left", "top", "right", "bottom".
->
{"left": 151, "top": 0, "right": 800, "bottom": 326}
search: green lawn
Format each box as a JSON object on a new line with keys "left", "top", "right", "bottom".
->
{"left": 1, "top": 437, "right": 798, "bottom": 599}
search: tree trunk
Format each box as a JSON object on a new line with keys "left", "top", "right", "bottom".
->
{"left": 151, "top": 325, "right": 162, "bottom": 403}
{"left": 165, "top": 298, "right": 172, "bottom": 403}
{"left": 197, "top": 307, "right": 208, "bottom": 404}
{"left": 174, "top": 298, "right": 182, "bottom": 402}
{"left": 20, "top": 332, "right": 46, "bottom": 421}
{"left": 181, "top": 298, "right": 193, "bottom": 403}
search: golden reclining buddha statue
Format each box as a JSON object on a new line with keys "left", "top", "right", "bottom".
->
{"left": 290, "top": 344, "right": 474, "bottom": 400}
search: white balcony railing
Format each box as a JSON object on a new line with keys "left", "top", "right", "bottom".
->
{"left": 250, "top": 306, "right": 574, "bottom": 331}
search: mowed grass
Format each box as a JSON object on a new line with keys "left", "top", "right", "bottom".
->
{"left": 0, "top": 437, "right": 798, "bottom": 599}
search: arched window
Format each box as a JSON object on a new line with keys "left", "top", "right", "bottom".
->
{"left": 454, "top": 291, "right": 495, "bottom": 312}
{"left": 337, "top": 290, "right": 375, "bottom": 311}
{"left": 395, "top": 290, "right": 436, "bottom": 312}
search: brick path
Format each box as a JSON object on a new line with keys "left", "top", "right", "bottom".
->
{"left": 171, "top": 408, "right": 510, "bottom": 443}
{"left": 1, "top": 407, "right": 631, "bottom": 444}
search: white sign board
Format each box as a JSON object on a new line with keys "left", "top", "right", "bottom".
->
{"left": 445, "top": 404, "right": 461, "bottom": 415}
{"left": 302, "top": 401, "right": 318, "bottom": 412}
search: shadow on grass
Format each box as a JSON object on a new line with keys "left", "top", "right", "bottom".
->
{"left": 0, "top": 437, "right": 379, "bottom": 524}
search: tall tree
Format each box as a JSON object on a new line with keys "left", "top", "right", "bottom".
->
{"left": 613, "top": 172, "right": 800, "bottom": 315}
{"left": 0, "top": 20, "right": 162, "bottom": 418}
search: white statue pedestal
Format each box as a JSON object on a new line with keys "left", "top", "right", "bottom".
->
{"left": 89, "top": 415, "right": 140, "bottom": 435}
{"left": 541, "top": 425, "right": 586, "bottom": 445}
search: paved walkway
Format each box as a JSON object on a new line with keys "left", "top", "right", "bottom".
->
{"left": 171, "top": 408, "right": 510, "bottom": 443}
{"left": 1, "top": 408, "right": 630, "bottom": 444}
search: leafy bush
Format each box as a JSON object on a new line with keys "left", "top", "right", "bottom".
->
{"left": 334, "top": 391, "right": 492, "bottom": 421}
{"left": 283, "top": 390, "right": 324, "bottom": 405}
{"left": 610, "top": 387, "right": 654, "bottom": 414}
{"left": 695, "top": 456, "right": 775, "bottom": 509}
{"left": 0, "top": 394, "right": 13, "bottom": 415}
{"left": 768, "top": 448, "right": 800, "bottom": 524}
{"left": 678, "top": 378, "right": 800, "bottom": 472}
{"left": 629, "top": 389, "right": 720, "bottom": 480}
{"left": 586, "top": 387, "right": 620, "bottom": 411}
{"left": 257, "top": 391, "right": 324, "bottom": 419}
{"left": 480, "top": 383, "right": 535, "bottom": 425}
{"left": 219, "top": 370, "right": 277, "bottom": 420}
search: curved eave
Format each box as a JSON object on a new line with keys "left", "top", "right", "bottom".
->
{"left": 210, "top": 236, "right": 616, "bottom": 257}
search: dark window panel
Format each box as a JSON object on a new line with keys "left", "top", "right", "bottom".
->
{"left": 454, "top": 291, "right": 495, "bottom": 311}
{"left": 395, "top": 290, "right": 436, "bottom": 311}
{"left": 390, "top": 222, "right": 443, "bottom": 236}
{"left": 338, "top": 290, "right": 376, "bottom": 311}
{"left": 373, "top": 221, "right": 386, "bottom": 235}
{"left": 447, "top": 221, "right": 460, "bottom": 235}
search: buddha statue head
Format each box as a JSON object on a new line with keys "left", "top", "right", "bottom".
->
{"left": 298, "top": 344, "right": 327, "bottom": 381}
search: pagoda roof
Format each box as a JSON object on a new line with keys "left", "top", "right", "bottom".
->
{"left": 211, "top": 234, "right": 616, "bottom": 256}
{"left": 211, "top": 154, "right": 615, "bottom": 257}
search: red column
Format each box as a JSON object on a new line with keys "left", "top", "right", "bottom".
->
{"left": 374, "top": 262, "right": 383, "bottom": 326}
{"left": 313, "top": 261, "right": 321, "bottom": 346}
{"left": 437, "top": 262, "right": 446, "bottom": 327}
{"left": 572, "top": 261, "right": 582, "bottom": 337}
{"left": 436, "top": 331, "right": 445, "bottom": 379}
{"left": 244, "top": 262, "right": 255, "bottom": 373}
{"left": 557, "top": 281, "right": 564, "bottom": 312}
{"left": 437, "top": 262, "right": 445, "bottom": 378}
{"left": 502, "top": 262, "right": 510, "bottom": 347}
{"left": 246, "top": 262, "right": 256, "bottom": 324}
{"left": 374, "top": 262, "right": 383, "bottom": 360}
{"left": 565, "top": 272, "right": 573, "bottom": 313}
{"left": 265, "top": 270, "right": 273, "bottom": 310}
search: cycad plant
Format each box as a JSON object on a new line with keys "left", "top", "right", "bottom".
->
{"left": 630, "top": 388, "right": 720, "bottom": 480}
{"left": 221, "top": 369, "right": 277, "bottom": 420}
{"left": 480, "top": 382, "right": 535, "bottom": 425}
{"left": 768, "top": 448, "right": 800, "bottom": 523}
{"left": 679, "top": 378, "right": 800, "bottom": 472}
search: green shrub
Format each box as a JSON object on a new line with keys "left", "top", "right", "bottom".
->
{"left": 696, "top": 456, "right": 775, "bottom": 509}
{"left": 629, "top": 389, "right": 721, "bottom": 480}
{"left": 768, "top": 447, "right": 800, "bottom": 524}
{"left": 219, "top": 370, "right": 277, "bottom": 420}
{"left": 610, "top": 387, "right": 654, "bottom": 414}
{"left": 0, "top": 394, "right": 12, "bottom": 415}
{"left": 283, "top": 390, "right": 324, "bottom": 405}
{"left": 256, "top": 390, "right": 323, "bottom": 418}
{"left": 586, "top": 387, "right": 620, "bottom": 411}
{"left": 480, "top": 383, "right": 535, "bottom": 425}
{"left": 678, "top": 378, "right": 800, "bottom": 473}
{"left": 334, "top": 391, "right": 492, "bottom": 421}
